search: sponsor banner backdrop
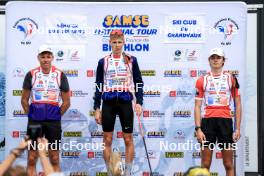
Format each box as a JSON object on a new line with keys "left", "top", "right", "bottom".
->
{"left": 6, "top": 2, "right": 246, "bottom": 175}
{"left": 0, "top": 14, "right": 5, "bottom": 163}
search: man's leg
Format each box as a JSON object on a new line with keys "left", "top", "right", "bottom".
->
{"left": 103, "top": 132, "right": 114, "bottom": 175}
{"left": 27, "top": 150, "right": 38, "bottom": 176}
{"left": 217, "top": 118, "right": 234, "bottom": 176}
{"left": 222, "top": 148, "right": 234, "bottom": 176}
{"left": 123, "top": 133, "right": 134, "bottom": 176}
{"left": 200, "top": 118, "right": 216, "bottom": 171}
{"left": 201, "top": 147, "right": 213, "bottom": 170}
{"left": 48, "top": 150, "right": 60, "bottom": 172}
{"left": 118, "top": 101, "right": 134, "bottom": 176}
{"left": 102, "top": 101, "right": 117, "bottom": 175}
{"left": 44, "top": 121, "right": 62, "bottom": 172}
{"left": 27, "top": 120, "right": 39, "bottom": 176}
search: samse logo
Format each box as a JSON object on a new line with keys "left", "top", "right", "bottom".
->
{"left": 103, "top": 15, "right": 149, "bottom": 28}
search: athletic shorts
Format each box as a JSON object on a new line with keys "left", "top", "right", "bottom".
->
{"left": 102, "top": 100, "right": 134, "bottom": 133}
{"left": 27, "top": 119, "right": 61, "bottom": 150}
{"left": 201, "top": 117, "right": 233, "bottom": 149}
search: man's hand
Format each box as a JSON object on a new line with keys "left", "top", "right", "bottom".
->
{"left": 233, "top": 129, "right": 241, "bottom": 142}
{"left": 196, "top": 129, "right": 206, "bottom": 143}
{"left": 18, "top": 136, "right": 31, "bottom": 149}
{"left": 95, "top": 109, "right": 102, "bottom": 125}
{"left": 11, "top": 136, "right": 32, "bottom": 157}
{"left": 134, "top": 104, "right": 142, "bottom": 117}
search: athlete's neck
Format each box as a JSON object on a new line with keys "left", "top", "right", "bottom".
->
{"left": 41, "top": 67, "right": 51, "bottom": 74}
{"left": 113, "top": 53, "right": 121, "bottom": 58}
{"left": 211, "top": 68, "right": 223, "bottom": 75}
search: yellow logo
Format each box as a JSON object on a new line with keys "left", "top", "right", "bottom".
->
{"left": 103, "top": 15, "right": 149, "bottom": 28}
{"left": 13, "top": 90, "right": 22, "bottom": 96}
{"left": 63, "top": 131, "right": 82, "bottom": 137}
{"left": 165, "top": 152, "right": 184, "bottom": 158}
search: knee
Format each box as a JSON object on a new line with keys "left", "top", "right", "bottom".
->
{"left": 124, "top": 135, "right": 133, "bottom": 146}
{"left": 223, "top": 160, "right": 233, "bottom": 170}
{"left": 201, "top": 159, "right": 211, "bottom": 169}
{"left": 104, "top": 136, "right": 113, "bottom": 146}
{"left": 50, "top": 154, "right": 60, "bottom": 166}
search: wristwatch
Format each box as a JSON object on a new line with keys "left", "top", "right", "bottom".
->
{"left": 195, "top": 126, "right": 201, "bottom": 131}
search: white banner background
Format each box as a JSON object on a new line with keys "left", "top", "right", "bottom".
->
{"left": 5, "top": 2, "right": 247, "bottom": 175}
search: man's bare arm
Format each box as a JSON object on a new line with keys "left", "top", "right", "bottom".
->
{"left": 21, "top": 89, "right": 31, "bottom": 114}
{"left": 194, "top": 99, "right": 202, "bottom": 127}
{"left": 60, "top": 91, "right": 70, "bottom": 115}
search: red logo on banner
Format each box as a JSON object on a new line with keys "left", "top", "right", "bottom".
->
{"left": 190, "top": 70, "right": 197, "bottom": 77}
{"left": 169, "top": 91, "right": 176, "bottom": 97}
{"left": 87, "top": 151, "right": 95, "bottom": 158}
{"left": 117, "top": 131, "right": 123, "bottom": 138}
{"left": 216, "top": 152, "right": 222, "bottom": 159}
{"left": 69, "top": 91, "right": 73, "bottom": 97}
{"left": 143, "top": 111, "right": 150, "bottom": 117}
{"left": 12, "top": 131, "right": 20, "bottom": 138}
{"left": 188, "top": 50, "right": 196, "bottom": 57}
{"left": 87, "top": 70, "right": 94, "bottom": 77}
{"left": 143, "top": 172, "right": 150, "bottom": 176}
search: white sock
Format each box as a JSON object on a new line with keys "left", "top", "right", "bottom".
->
{"left": 106, "top": 162, "right": 112, "bottom": 176}
{"left": 124, "top": 162, "right": 132, "bottom": 176}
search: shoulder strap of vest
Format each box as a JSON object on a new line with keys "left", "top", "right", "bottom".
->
{"left": 103, "top": 55, "right": 111, "bottom": 73}
{"left": 31, "top": 67, "right": 41, "bottom": 86}
{"left": 203, "top": 72, "right": 210, "bottom": 91}
{"left": 223, "top": 71, "right": 232, "bottom": 89}
{"left": 122, "top": 52, "right": 133, "bottom": 73}
{"left": 52, "top": 66, "right": 62, "bottom": 86}
{"left": 123, "top": 52, "right": 133, "bottom": 63}
{"left": 31, "top": 66, "right": 40, "bottom": 75}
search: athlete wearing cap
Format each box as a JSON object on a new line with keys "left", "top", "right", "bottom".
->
{"left": 93, "top": 29, "right": 144, "bottom": 176}
{"left": 21, "top": 44, "right": 70, "bottom": 175}
{"left": 194, "top": 47, "right": 241, "bottom": 176}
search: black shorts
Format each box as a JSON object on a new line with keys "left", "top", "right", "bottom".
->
{"left": 201, "top": 118, "right": 233, "bottom": 148}
{"left": 27, "top": 119, "right": 61, "bottom": 150}
{"left": 102, "top": 100, "right": 134, "bottom": 133}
